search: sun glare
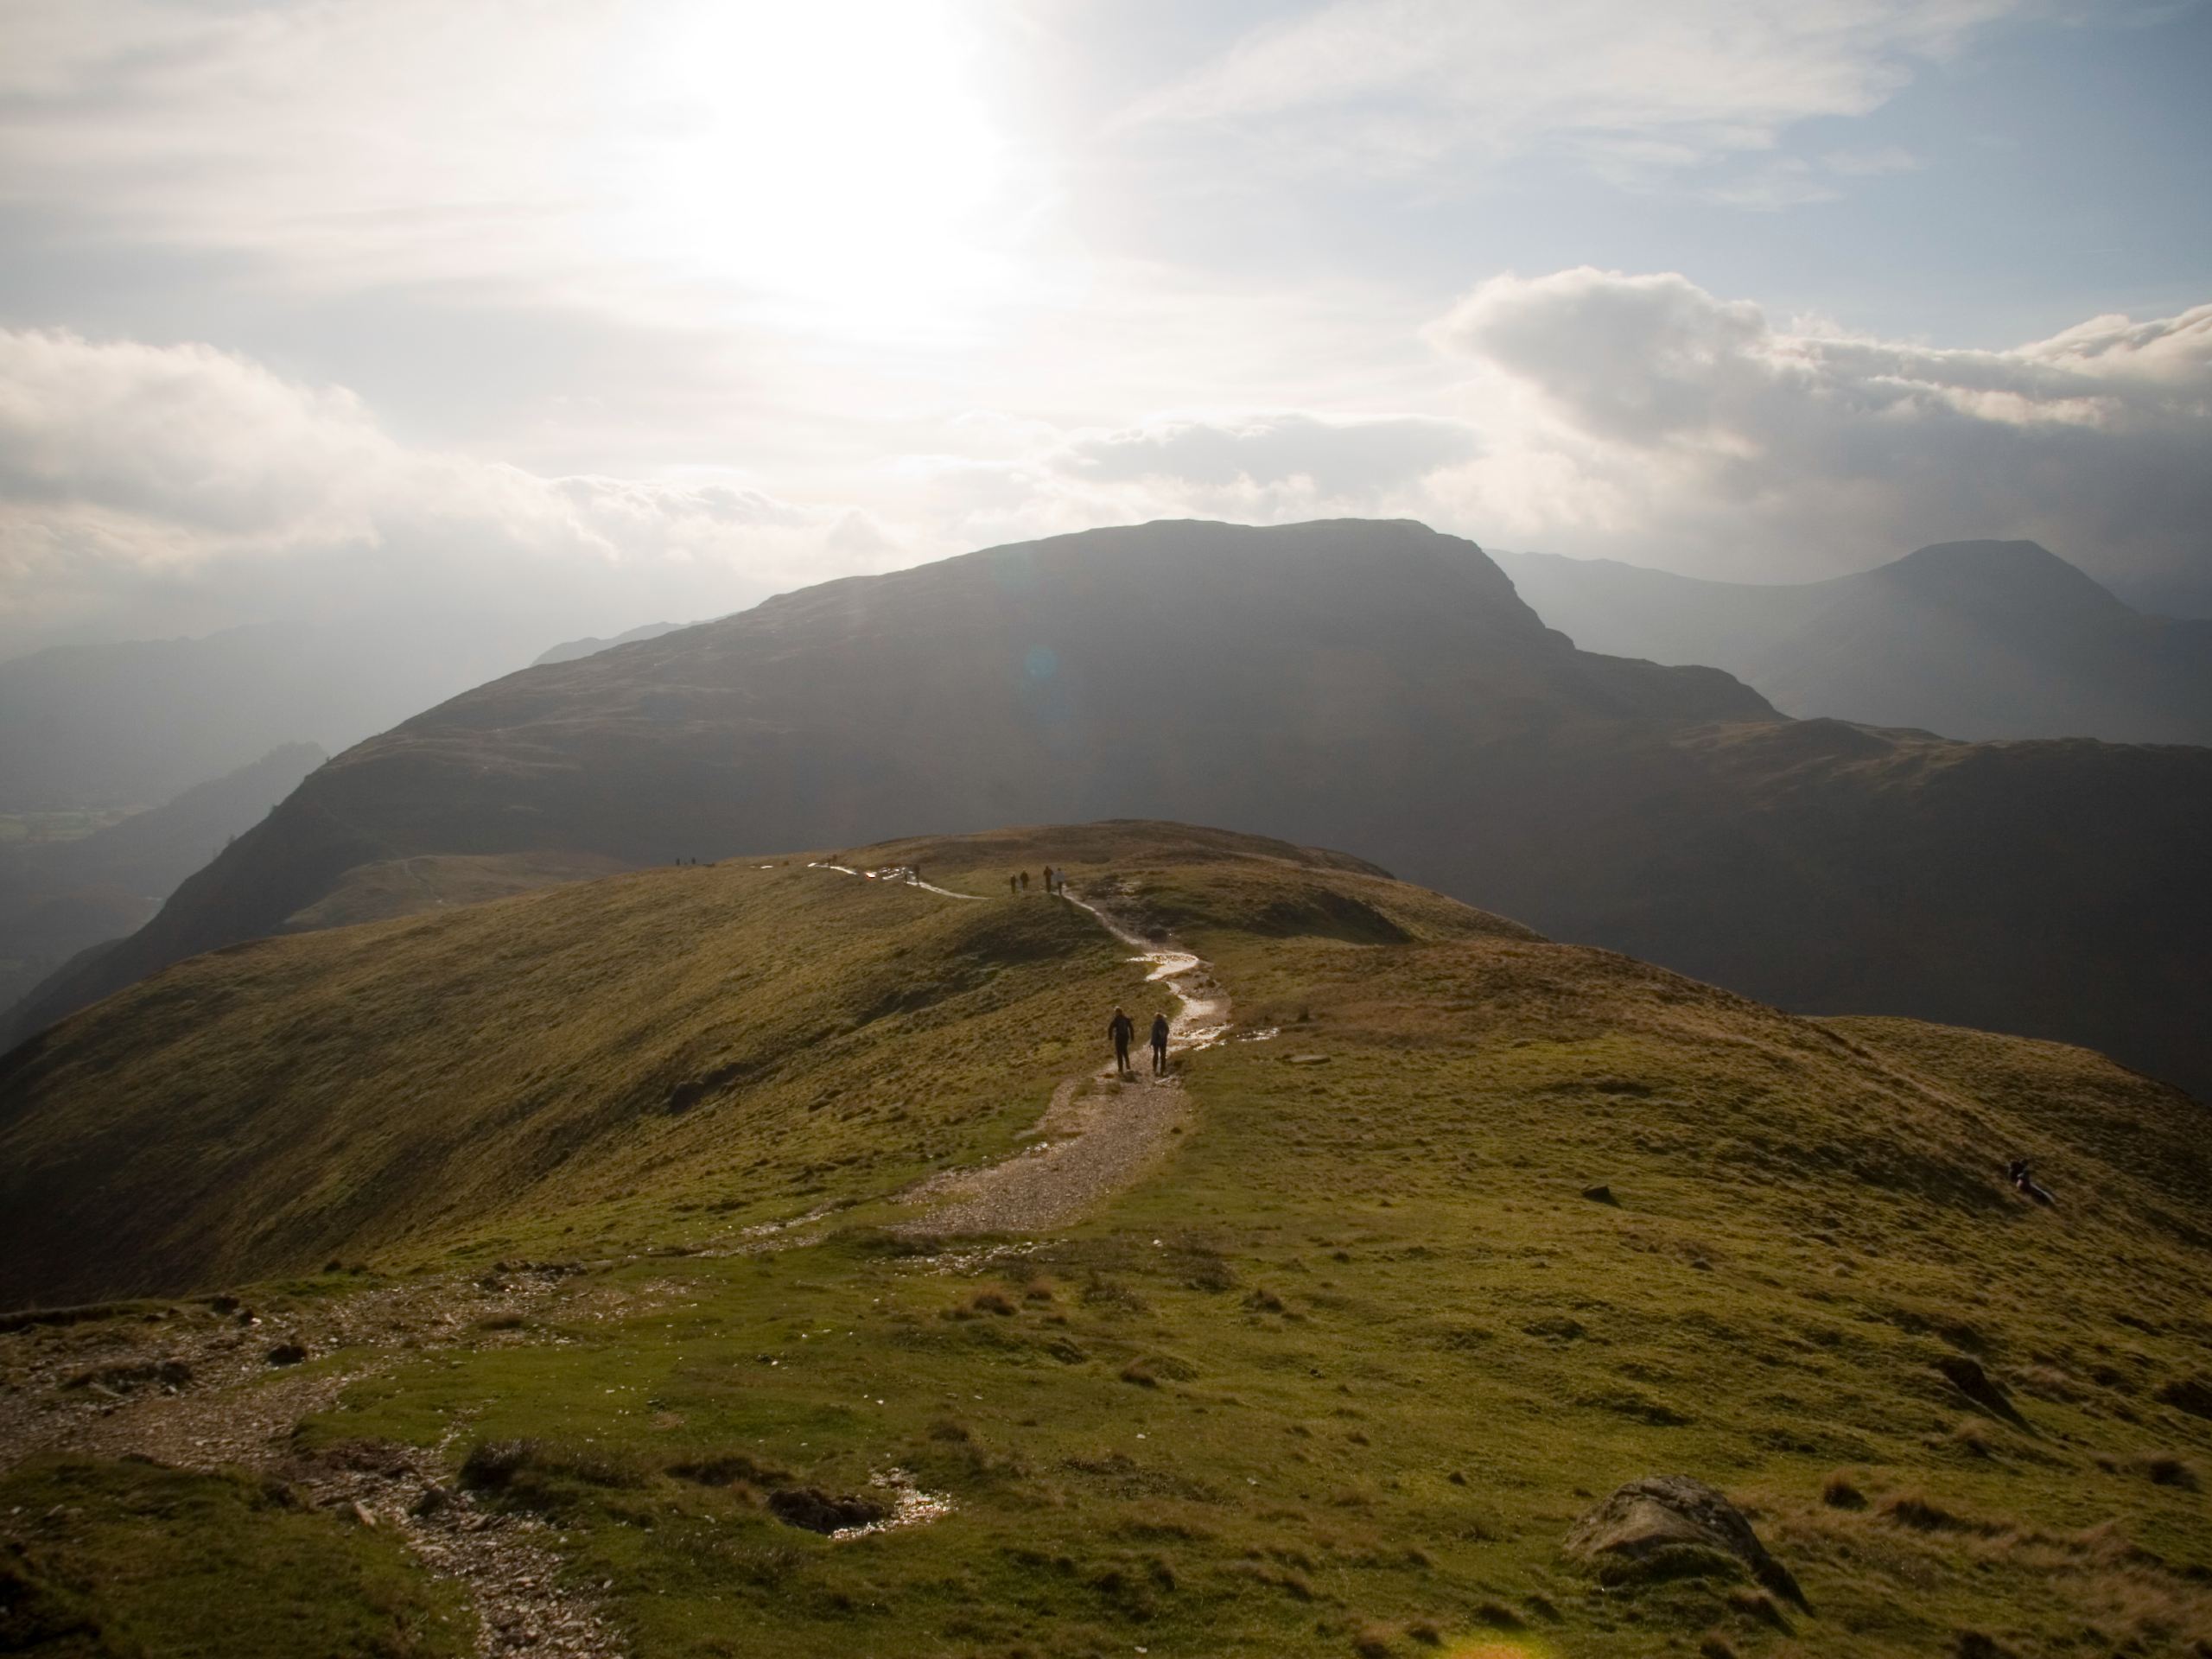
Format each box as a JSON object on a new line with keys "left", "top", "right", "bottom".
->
{"left": 608, "top": 0, "right": 1014, "bottom": 334}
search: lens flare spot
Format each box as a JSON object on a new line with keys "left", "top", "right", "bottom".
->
{"left": 1443, "top": 1638, "right": 1554, "bottom": 1659}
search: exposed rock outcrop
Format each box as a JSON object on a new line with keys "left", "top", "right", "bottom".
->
{"left": 1565, "top": 1475, "right": 1807, "bottom": 1607}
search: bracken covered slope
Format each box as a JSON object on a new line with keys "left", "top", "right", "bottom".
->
{"left": 2, "top": 823, "right": 2208, "bottom": 1658}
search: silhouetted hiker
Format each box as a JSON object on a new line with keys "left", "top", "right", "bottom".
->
{"left": 1020, "top": 870, "right": 1031, "bottom": 892}
{"left": 1041, "top": 864, "right": 1055, "bottom": 895}
{"left": 1150, "top": 1013, "right": 1170, "bottom": 1075}
{"left": 2008, "top": 1159, "right": 2055, "bottom": 1207}
{"left": 911, "top": 864, "right": 922, "bottom": 887}
{"left": 1109, "top": 1007, "right": 1135, "bottom": 1075}
{"left": 1009, "top": 873, "right": 1020, "bottom": 897}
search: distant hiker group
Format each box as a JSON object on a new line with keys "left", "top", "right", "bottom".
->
{"left": 1008, "top": 866, "right": 1067, "bottom": 897}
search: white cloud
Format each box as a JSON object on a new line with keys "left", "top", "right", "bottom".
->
{"left": 0, "top": 1, "right": 1034, "bottom": 334}
{"left": 1057, "top": 412, "right": 1478, "bottom": 493}
{"left": 0, "top": 328, "right": 870, "bottom": 650}
{"left": 1425, "top": 267, "right": 2212, "bottom": 583}
{"left": 1126, "top": 0, "right": 2020, "bottom": 181}
{"left": 0, "top": 327, "right": 1485, "bottom": 652}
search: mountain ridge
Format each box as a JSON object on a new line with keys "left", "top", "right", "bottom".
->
{"left": 1495, "top": 538, "right": 2212, "bottom": 744}
{"left": 0, "top": 742, "right": 327, "bottom": 1018}
{"left": 7, "top": 518, "right": 2209, "bottom": 1100}
{"left": 531, "top": 620, "right": 691, "bottom": 667}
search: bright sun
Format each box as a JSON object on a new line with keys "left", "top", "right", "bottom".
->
{"left": 608, "top": 0, "right": 1014, "bottom": 334}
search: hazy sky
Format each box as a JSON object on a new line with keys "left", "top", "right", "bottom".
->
{"left": 3, "top": 0, "right": 2209, "bottom": 653}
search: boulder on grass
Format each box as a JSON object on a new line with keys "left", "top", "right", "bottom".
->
{"left": 1564, "top": 1475, "right": 1807, "bottom": 1608}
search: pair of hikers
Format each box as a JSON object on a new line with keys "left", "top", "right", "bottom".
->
{"left": 1109, "top": 1006, "right": 1171, "bottom": 1077}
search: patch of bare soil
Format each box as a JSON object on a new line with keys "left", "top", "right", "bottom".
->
{"left": 0, "top": 1266, "right": 629, "bottom": 1656}
{"left": 292, "top": 1434, "right": 624, "bottom": 1658}
{"left": 895, "top": 1070, "right": 1191, "bottom": 1236}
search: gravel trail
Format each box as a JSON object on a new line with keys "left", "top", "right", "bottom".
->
{"left": 812, "top": 869, "right": 1234, "bottom": 1240}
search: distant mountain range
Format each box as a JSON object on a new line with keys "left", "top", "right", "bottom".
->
{"left": 1494, "top": 540, "right": 2212, "bottom": 744}
{"left": 0, "top": 742, "right": 325, "bottom": 1017}
{"left": 532, "top": 620, "right": 690, "bottom": 666}
{"left": 0, "top": 613, "right": 564, "bottom": 811}
{"left": 6, "top": 519, "right": 2208, "bottom": 1096}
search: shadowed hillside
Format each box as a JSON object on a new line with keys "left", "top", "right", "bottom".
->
{"left": 1497, "top": 539, "right": 2212, "bottom": 744}
{"left": 9, "top": 519, "right": 2210, "bottom": 1099}
{"left": 2, "top": 823, "right": 2207, "bottom": 1658}
{"left": 0, "top": 743, "right": 326, "bottom": 1018}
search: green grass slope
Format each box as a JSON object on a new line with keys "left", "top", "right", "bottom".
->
{"left": 3, "top": 823, "right": 2209, "bottom": 1658}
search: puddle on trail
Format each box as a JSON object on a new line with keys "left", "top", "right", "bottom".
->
{"left": 1065, "top": 895, "right": 1230, "bottom": 1054}
{"left": 831, "top": 1467, "right": 955, "bottom": 1541}
{"left": 806, "top": 861, "right": 982, "bottom": 900}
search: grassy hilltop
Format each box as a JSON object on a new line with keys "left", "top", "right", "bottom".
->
{"left": 3, "top": 823, "right": 2209, "bottom": 1658}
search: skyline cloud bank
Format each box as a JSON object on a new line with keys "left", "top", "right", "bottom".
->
{"left": 1424, "top": 270, "right": 2212, "bottom": 586}
{"left": 4, "top": 272, "right": 2209, "bottom": 652}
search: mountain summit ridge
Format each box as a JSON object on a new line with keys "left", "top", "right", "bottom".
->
{"left": 7, "top": 518, "right": 2209, "bottom": 1097}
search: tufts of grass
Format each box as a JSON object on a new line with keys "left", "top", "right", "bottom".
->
{"left": 0, "top": 1458, "right": 468, "bottom": 1656}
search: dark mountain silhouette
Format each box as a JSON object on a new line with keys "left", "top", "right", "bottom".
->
{"left": 532, "top": 620, "right": 690, "bottom": 666}
{"left": 1495, "top": 540, "right": 2212, "bottom": 744}
{"left": 0, "top": 743, "right": 325, "bottom": 1017}
{"left": 6, "top": 519, "right": 2208, "bottom": 1096}
{"left": 0, "top": 613, "right": 555, "bottom": 811}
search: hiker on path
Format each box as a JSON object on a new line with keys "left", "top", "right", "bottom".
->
{"left": 1109, "top": 1007, "right": 1135, "bottom": 1075}
{"left": 2009, "top": 1159, "right": 2055, "bottom": 1206}
{"left": 1042, "top": 864, "right": 1055, "bottom": 895}
{"left": 1150, "top": 1012, "right": 1170, "bottom": 1076}
{"left": 1020, "top": 870, "right": 1031, "bottom": 892}
{"left": 1009, "top": 873, "right": 1020, "bottom": 897}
